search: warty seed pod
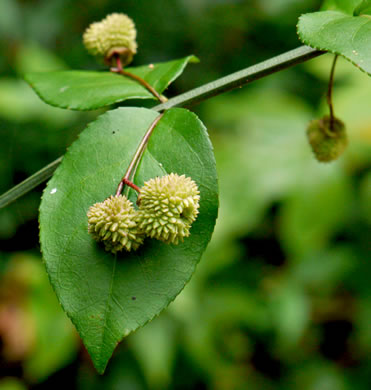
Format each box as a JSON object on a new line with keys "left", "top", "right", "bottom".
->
{"left": 87, "top": 194, "right": 143, "bottom": 254}
{"left": 137, "top": 173, "right": 200, "bottom": 245}
{"left": 83, "top": 13, "right": 137, "bottom": 66}
{"left": 307, "top": 115, "right": 348, "bottom": 162}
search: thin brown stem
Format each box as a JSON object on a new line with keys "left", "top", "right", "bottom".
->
{"left": 111, "top": 55, "right": 166, "bottom": 103}
{"left": 327, "top": 54, "right": 338, "bottom": 131}
{"left": 115, "top": 113, "right": 165, "bottom": 196}
{"left": 122, "top": 178, "right": 141, "bottom": 193}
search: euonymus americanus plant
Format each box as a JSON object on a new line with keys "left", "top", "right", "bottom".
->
{"left": 1, "top": 1, "right": 371, "bottom": 373}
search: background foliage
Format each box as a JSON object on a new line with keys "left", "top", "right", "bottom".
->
{"left": 1, "top": 0, "right": 371, "bottom": 389}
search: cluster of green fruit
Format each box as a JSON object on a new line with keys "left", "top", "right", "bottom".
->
{"left": 87, "top": 173, "right": 200, "bottom": 254}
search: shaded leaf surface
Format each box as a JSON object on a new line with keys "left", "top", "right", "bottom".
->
{"left": 25, "top": 56, "right": 198, "bottom": 110}
{"left": 354, "top": 0, "right": 371, "bottom": 15}
{"left": 39, "top": 107, "right": 218, "bottom": 373}
{"left": 321, "top": 0, "right": 362, "bottom": 13}
{"left": 298, "top": 8, "right": 371, "bottom": 75}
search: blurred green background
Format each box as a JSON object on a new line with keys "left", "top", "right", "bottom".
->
{"left": 1, "top": 0, "right": 371, "bottom": 389}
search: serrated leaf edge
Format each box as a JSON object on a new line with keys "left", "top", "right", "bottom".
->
{"left": 297, "top": 12, "right": 371, "bottom": 77}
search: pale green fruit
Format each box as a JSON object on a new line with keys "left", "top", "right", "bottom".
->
{"left": 83, "top": 13, "right": 137, "bottom": 65}
{"left": 87, "top": 195, "right": 144, "bottom": 254}
{"left": 307, "top": 116, "right": 348, "bottom": 162}
{"left": 137, "top": 173, "right": 200, "bottom": 245}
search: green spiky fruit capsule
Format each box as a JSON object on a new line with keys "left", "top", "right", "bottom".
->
{"left": 137, "top": 173, "right": 200, "bottom": 245}
{"left": 306, "top": 116, "right": 348, "bottom": 162}
{"left": 83, "top": 13, "right": 137, "bottom": 65}
{"left": 87, "top": 195, "right": 143, "bottom": 254}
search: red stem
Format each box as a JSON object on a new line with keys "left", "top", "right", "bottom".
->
{"left": 122, "top": 178, "right": 141, "bottom": 194}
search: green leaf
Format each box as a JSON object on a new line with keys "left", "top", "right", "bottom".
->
{"left": 354, "top": 0, "right": 371, "bottom": 15}
{"left": 321, "top": 0, "right": 362, "bottom": 14}
{"left": 39, "top": 107, "right": 218, "bottom": 373}
{"left": 25, "top": 56, "right": 198, "bottom": 110}
{"left": 297, "top": 10, "right": 371, "bottom": 75}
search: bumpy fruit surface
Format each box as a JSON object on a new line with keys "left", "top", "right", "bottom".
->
{"left": 306, "top": 116, "right": 347, "bottom": 162}
{"left": 87, "top": 195, "right": 143, "bottom": 254}
{"left": 83, "top": 13, "right": 137, "bottom": 65}
{"left": 137, "top": 173, "right": 200, "bottom": 245}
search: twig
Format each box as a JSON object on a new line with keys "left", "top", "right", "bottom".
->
{"left": 0, "top": 45, "right": 324, "bottom": 208}
{"left": 0, "top": 157, "right": 63, "bottom": 209}
{"left": 153, "top": 46, "right": 324, "bottom": 111}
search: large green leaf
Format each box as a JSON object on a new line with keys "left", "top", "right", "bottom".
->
{"left": 25, "top": 56, "right": 198, "bottom": 110}
{"left": 297, "top": 6, "right": 371, "bottom": 75}
{"left": 39, "top": 107, "right": 218, "bottom": 373}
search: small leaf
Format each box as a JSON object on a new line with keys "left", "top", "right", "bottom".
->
{"left": 39, "top": 107, "right": 218, "bottom": 373}
{"left": 298, "top": 9, "right": 371, "bottom": 75}
{"left": 25, "top": 56, "right": 198, "bottom": 110}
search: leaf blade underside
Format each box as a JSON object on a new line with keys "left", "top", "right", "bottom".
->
{"left": 298, "top": 9, "right": 371, "bottom": 75}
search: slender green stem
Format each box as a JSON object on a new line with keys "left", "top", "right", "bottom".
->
{"left": 327, "top": 54, "right": 338, "bottom": 131}
{"left": 0, "top": 45, "right": 324, "bottom": 209}
{"left": 153, "top": 46, "right": 323, "bottom": 111}
{"left": 115, "top": 113, "right": 164, "bottom": 196}
{"left": 0, "top": 157, "right": 63, "bottom": 209}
